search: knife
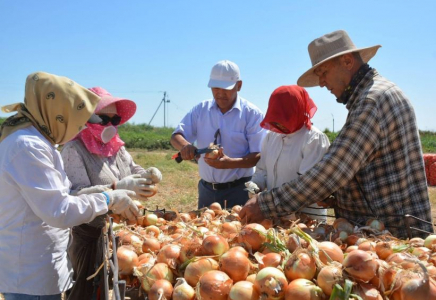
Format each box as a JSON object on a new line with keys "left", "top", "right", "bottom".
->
{"left": 172, "top": 147, "right": 216, "bottom": 163}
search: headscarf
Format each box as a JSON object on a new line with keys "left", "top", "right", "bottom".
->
{"left": 0, "top": 72, "right": 100, "bottom": 145}
{"left": 260, "top": 85, "right": 317, "bottom": 134}
{"left": 75, "top": 87, "right": 136, "bottom": 157}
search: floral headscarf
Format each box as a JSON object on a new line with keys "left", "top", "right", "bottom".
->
{"left": 0, "top": 72, "right": 100, "bottom": 145}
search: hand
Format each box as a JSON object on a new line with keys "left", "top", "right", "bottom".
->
{"left": 180, "top": 144, "right": 197, "bottom": 161}
{"left": 115, "top": 174, "right": 156, "bottom": 201}
{"left": 105, "top": 190, "right": 140, "bottom": 221}
{"left": 245, "top": 181, "right": 260, "bottom": 198}
{"left": 238, "top": 194, "right": 266, "bottom": 224}
{"left": 141, "top": 167, "right": 162, "bottom": 183}
{"left": 204, "top": 147, "right": 230, "bottom": 169}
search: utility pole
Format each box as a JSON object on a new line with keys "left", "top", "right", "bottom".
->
{"left": 331, "top": 113, "right": 335, "bottom": 133}
{"left": 148, "top": 91, "right": 170, "bottom": 127}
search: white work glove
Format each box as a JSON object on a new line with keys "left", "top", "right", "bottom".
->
{"left": 245, "top": 181, "right": 260, "bottom": 198}
{"left": 105, "top": 190, "right": 139, "bottom": 221}
{"left": 115, "top": 174, "right": 156, "bottom": 201}
{"left": 141, "top": 167, "right": 162, "bottom": 183}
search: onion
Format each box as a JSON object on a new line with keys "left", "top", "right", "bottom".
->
{"left": 148, "top": 279, "right": 173, "bottom": 300}
{"left": 117, "top": 246, "right": 139, "bottom": 275}
{"left": 333, "top": 218, "right": 354, "bottom": 234}
{"left": 366, "top": 218, "right": 385, "bottom": 232}
{"left": 375, "top": 241, "right": 393, "bottom": 260}
{"left": 409, "top": 237, "right": 425, "bottom": 247}
{"left": 343, "top": 249, "right": 378, "bottom": 282}
{"left": 179, "top": 237, "right": 203, "bottom": 263}
{"left": 246, "top": 274, "right": 256, "bottom": 284}
{"left": 220, "top": 221, "right": 241, "bottom": 239}
{"left": 117, "top": 230, "right": 143, "bottom": 251}
{"left": 284, "top": 251, "right": 316, "bottom": 281}
{"left": 143, "top": 213, "right": 158, "bottom": 226}
{"left": 345, "top": 245, "right": 358, "bottom": 253}
{"left": 353, "top": 282, "right": 383, "bottom": 300}
{"left": 259, "top": 253, "right": 282, "bottom": 269}
{"left": 358, "top": 240, "right": 376, "bottom": 252}
{"left": 219, "top": 248, "right": 252, "bottom": 282}
{"left": 284, "top": 278, "right": 324, "bottom": 300}
{"left": 424, "top": 234, "right": 436, "bottom": 250}
{"left": 196, "top": 270, "right": 233, "bottom": 300}
{"left": 209, "top": 202, "right": 222, "bottom": 213}
{"left": 157, "top": 244, "right": 181, "bottom": 269}
{"left": 254, "top": 267, "right": 288, "bottom": 300}
{"left": 238, "top": 223, "right": 267, "bottom": 252}
{"left": 142, "top": 237, "right": 161, "bottom": 254}
{"left": 386, "top": 252, "right": 416, "bottom": 269}
{"left": 227, "top": 246, "right": 249, "bottom": 257}
{"left": 286, "top": 233, "right": 308, "bottom": 252}
{"left": 137, "top": 253, "right": 155, "bottom": 266}
{"left": 179, "top": 213, "right": 192, "bottom": 222}
{"left": 232, "top": 205, "right": 242, "bottom": 214}
{"left": 204, "top": 209, "right": 216, "bottom": 218}
{"left": 228, "top": 281, "right": 259, "bottom": 300}
{"left": 202, "top": 234, "right": 229, "bottom": 255}
{"left": 411, "top": 246, "right": 431, "bottom": 261}
{"left": 145, "top": 225, "right": 161, "bottom": 238}
{"left": 173, "top": 278, "right": 195, "bottom": 300}
{"left": 317, "top": 265, "right": 343, "bottom": 296}
{"left": 140, "top": 262, "right": 174, "bottom": 292}
{"left": 316, "top": 241, "right": 344, "bottom": 264}
{"left": 205, "top": 149, "right": 219, "bottom": 159}
{"left": 400, "top": 260, "right": 436, "bottom": 300}
{"left": 184, "top": 258, "right": 219, "bottom": 287}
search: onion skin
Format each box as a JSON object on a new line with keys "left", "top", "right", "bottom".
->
{"left": 317, "top": 265, "right": 343, "bottom": 296}
{"left": 157, "top": 244, "right": 181, "bottom": 269}
{"left": 117, "top": 246, "right": 139, "bottom": 275}
{"left": 148, "top": 279, "right": 173, "bottom": 300}
{"left": 202, "top": 234, "right": 229, "bottom": 256}
{"left": 219, "top": 249, "right": 252, "bottom": 282}
{"left": 254, "top": 267, "right": 288, "bottom": 300}
{"left": 238, "top": 223, "right": 267, "bottom": 252}
{"left": 173, "top": 278, "right": 195, "bottom": 300}
{"left": 196, "top": 270, "right": 233, "bottom": 300}
{"left": 284, "top": 278, "right": 324, "bottom": 300}
{"left": 205, "top": 149, "right": 219, "bottom": 159}
{"left": 260, "top": 253, "right": 282, "bottom": 269}
{"left": 228, "top": 281, "right": 259, "bottom": 300}
{"left": 184, "top": 258, "right": 219, "bottom": 287}
{"left": 141, "top": 263, "right": 174, "bottom": 292}
{"left": 316, "top": 241, "right": 344, "bottom": 264}
{"left": 284, "top": 251, "right": 316, "bottom": 281}
{"left": 343, "top": 249, "right": 378, "bottom": 282}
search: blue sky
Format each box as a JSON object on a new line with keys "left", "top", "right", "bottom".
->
{"left": 1, "top": 1, "right": 435, "bottom": 131}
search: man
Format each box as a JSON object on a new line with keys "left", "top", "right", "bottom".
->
{"left": 171, "top": 60, "right": 266, "bottom": 209}
{"left": 240, "top": 30, "right": 433, "bottom": 239}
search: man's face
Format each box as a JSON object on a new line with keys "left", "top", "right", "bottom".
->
{"left": 314, "top": 56, "right": 351, "bottom": 99}
{"left": 211, "top": 81, "right": 242, "bottom": 113}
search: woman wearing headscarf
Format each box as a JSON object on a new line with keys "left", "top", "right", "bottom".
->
{"left": 248, "top": 85, "right": 330, "bottom": 221}
{"left": 61, "top": 87, "right": 162, "bottom": 300}
{"left": 0, "top": 73, "right": 139, "bottom": 300}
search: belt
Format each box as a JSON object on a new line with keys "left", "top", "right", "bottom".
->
{"left": 202, "top": 177, "right": 250, "bottom": 190}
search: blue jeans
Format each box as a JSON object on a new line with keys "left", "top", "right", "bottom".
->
{"left": 198, "top": 177, "right": 250, "bottom": 209}
{"left": 2, "top": 293, "right": 62, "bottom": 300}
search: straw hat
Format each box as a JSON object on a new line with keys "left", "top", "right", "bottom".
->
{"left": 297, "top": 30, "right": 381, "bottom": 87}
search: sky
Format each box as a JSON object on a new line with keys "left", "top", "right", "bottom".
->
{"left": 1, "top": 1, "right": 435, "bottom": 132}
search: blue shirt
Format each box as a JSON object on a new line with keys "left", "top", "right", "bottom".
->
{"left": 173, "top": 96, "right": 266, "bottom": 183}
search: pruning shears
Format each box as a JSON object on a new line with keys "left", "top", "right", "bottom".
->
{"left": 172, "top": 129, "right": 221, "bottom": 163}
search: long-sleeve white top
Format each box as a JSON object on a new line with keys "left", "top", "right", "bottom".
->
{"left": 252, "top": 126, "right": 330, "bottom": 219}
{"left": 0, "top": 126, "right": 109, "bottom": 295}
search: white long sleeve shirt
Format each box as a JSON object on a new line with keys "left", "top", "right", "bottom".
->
{"left": 252, "top": 126, "right": 330, "bottom": 219}
{"left": 0, "top": 126, "right": 109, "bottom": 295}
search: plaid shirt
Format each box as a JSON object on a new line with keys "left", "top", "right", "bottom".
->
{"left": 258, "top": 69, "right": 433, "bottom": 238}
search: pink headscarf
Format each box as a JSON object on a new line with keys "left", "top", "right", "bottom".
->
{"left": 260, "top": 85, "right": 317, "bottom": 134}
{"left": 75, "top": 87, "right": 136, "bottom": 157}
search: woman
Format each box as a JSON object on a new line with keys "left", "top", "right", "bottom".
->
{"left": 61, "top": 87, "right": 162, "bottom": 300}
{"left": 0, "top": 73, "right": 139, "bottom": 300}
{"left": 250, "top": 85, "right": 330, "bottom": 221}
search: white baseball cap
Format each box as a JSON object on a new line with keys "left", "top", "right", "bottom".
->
{"left": 207, "top": 60, "right": 241, "bottom": 90}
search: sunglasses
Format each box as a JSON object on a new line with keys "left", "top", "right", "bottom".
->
{"left": 98, "top": 114, "right": 122, "bottom": 126}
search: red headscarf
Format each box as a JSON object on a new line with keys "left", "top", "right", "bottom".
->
{"left": 260, "top": 85, "right": 317, "bottom": 134}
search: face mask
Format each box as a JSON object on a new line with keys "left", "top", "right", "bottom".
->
{"left": 101, "top": 125, "right": 117, "bottom": 143}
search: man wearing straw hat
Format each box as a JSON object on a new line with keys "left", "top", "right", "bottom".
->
{"left": 240, "top": 30, "right": 433, "bottom": 238}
